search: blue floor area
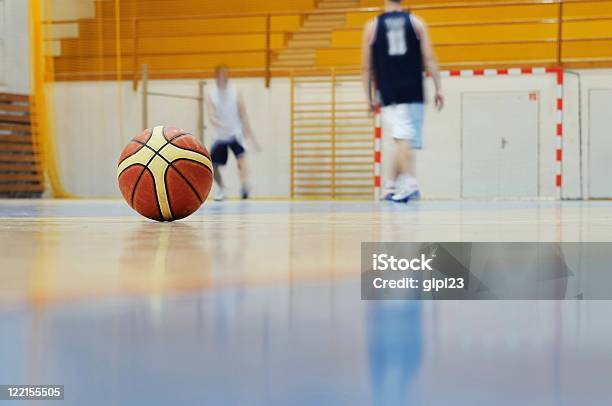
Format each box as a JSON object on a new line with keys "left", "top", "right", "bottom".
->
{"left": 1, "top": 281, "right": 612, "bottom": 405}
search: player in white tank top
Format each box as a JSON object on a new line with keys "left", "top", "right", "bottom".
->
{"left": 207, "top": 66, "right": 260, "bottom": 201}
{"left": 208, "top": 82, "right": 244, "bottom": 144}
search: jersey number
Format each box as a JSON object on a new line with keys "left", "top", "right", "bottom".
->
{"left": 387, "top": 30, "right": 407, "bottom": 56}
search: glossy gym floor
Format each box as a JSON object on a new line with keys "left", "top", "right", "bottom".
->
{"left": 1, "top": 199, "right": 611, "bottom": 405}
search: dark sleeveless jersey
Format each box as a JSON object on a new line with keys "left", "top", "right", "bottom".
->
{"left": 371, "top": 11, "right": 424, "bottom": 106}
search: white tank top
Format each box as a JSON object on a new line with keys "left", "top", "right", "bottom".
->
{"left": 208, "top": 83, "right": 243, "bottom": 142}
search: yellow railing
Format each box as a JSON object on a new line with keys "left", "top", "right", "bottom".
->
{"left": 30, "top": 0, "right": 71, "bottom": 198}
{"left": 42, "top": 0, "right": 612, "bottom": 87}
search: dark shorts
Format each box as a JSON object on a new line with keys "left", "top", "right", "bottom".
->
{"left": 210, "top": 138, "right": 246, "bottom": 166}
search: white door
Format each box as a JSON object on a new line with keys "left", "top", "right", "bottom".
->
{"left": 462, "top": 92, "right": 539, "bottom": 198}
{"left": 589, "top": 89, "right": 612, "bottom": 198}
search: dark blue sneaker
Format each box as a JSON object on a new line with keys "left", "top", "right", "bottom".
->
{"left": 241, "top": 185, "right": 250, "bottom": 200}
{"left": 383, "top": 192, "right": 395, "bottom": 201}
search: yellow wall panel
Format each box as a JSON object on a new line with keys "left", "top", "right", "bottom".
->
{"left": 563, "top": 39, "right": 612, "bottom": 58}
{"left": 271, "top": 16, "right": 303, "bottom": 32}
{"left": 60, "top": 34, "right": 286, "bottom": 57}
{"left": 72, "top": 16, "right": 300, "bottom": 42}
{"left": 76, "top": 17, "right": 268, "bottom": 40}
{"left": 141, "top": 53, "right": 267, "bottom": 70}
{"left": 429, "top": 23, "right": 557, "bottom": 43}
{"left": 361, "top": 0, "right": 558, "bottom": 6}
{"left": 436, "top": 43, "right": 557, "bottom": 62}
{"left": 333, "top": 23, "right": 558, "bottom": 47}
{"left": 345, "top": 5, "right": 557, "bottom": 28}
{"left": 317, "top": 49, "right": 360, "bottom": 66}
{"left": 345, "top": 12, "right": 377, "bottom": 28}
{"left": 54, "top": 52, "right": 267, "bottom": 73}
{"left": 331, "top": 31, "right": 360, "bottom": 47}
{"left": 98, "top": 0, "right": 316, "bottom": 18}
{"left": 359, "top": 0, "right": 380, "bottom": 6}
{"left": 563, "top": 20, "right": 612, "bottom": 40}
{"left": 564, "top": 1, "right": 612, "bottom": 17}
{"left": 414, "top": 5, "right": 557, "bottom": 24}
{"left": 317, "top": 42, "right": 557, "bottom": 67}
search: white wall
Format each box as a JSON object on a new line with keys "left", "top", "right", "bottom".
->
{"left": 571, "top": 69, "right": 612, "bottom": 199}
{"left": 51, "top": 69, "right": 612, "bottom": 200}
{"left": 52, "top": 78, "right": 291, "bottom": 198}
{"left": 49, "top": 0, "right": 94, "bottom": 20}
{"left": 0, "top": 0, "right": 93, "bottom": 92}
{"left": 409, "top": 73, "right": 572, "bottom": 199}
{"left": 0, "top": 0, "right": 30, "bottom": 93}
{"left": 46, "top": 0, "right": 96, "bottom": 56}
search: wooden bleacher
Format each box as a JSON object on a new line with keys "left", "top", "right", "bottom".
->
{"left": 320, "top": 0, "right": 612, "bottom": 68}
{"left": 47, "top": 0, "right": 612, "bottom": 81}
{"left": 50, "top": 0, "right": 314, "bottom": 80}
{"left": 95, "top": 0, "right": 317, "bottom": 18}
{"left": 0, "top": 94, "right": 44, "bottom": 198}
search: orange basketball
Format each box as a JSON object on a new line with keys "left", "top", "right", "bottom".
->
{"left": 117, "top": 126, "right": 214, "bottom": 222}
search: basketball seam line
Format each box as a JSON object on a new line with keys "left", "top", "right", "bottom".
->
{"left": 169, "top": 158, "right": 212, "bottom": 199}
{"left": 170, "top": 157, "right": 213, "bottom": 174}
{"left": 125, "top": 164, "right": 162, "bottom": 219}
{"left": 144, "top": 144, "right": 205, "bottom": 205}
{"left": 163, "top": 163, "right": 203, "bottom": 215}
{"left": 128, "top": 127, "right": 170, "bottom": 209}
{"left": 147, "top": 165, "right": 165, "bottom": 220}
{"left": 138, "top": 133, "right": 211, "bottom": 159}
{"left": 120, "top": 129, "right": 154, "bottom": 162}
{"left": 129, "top": 160, "right": 157, "bottom": 209}
{"left": 135, "top": 131, "right": 206, "bottom": 213}
{"left": 126, "top": 127, "right": 179, "bottom": 207}
{"left": 161, "top": 143, "right": 211, "bottom": 157}
{"left": 117, "top": 132, "right": 191, "bottom": 179}
{"left": 122, "top": 129, "right": 203, "bottom": 218}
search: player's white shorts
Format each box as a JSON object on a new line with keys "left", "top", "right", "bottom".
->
{"left": 381, "top": 103, "right": 425, "bottom": 149}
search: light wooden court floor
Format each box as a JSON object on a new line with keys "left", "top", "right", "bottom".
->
{"left": 0, "top": 199, "right": 612, "bottom": 405}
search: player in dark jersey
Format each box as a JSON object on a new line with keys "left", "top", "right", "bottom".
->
{"left": 362, "top": 0, "right": 444, "bottom": 202}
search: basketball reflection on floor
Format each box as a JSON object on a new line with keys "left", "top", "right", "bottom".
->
{"left": 119, "top": 223, "right": 213, "bottom": 294}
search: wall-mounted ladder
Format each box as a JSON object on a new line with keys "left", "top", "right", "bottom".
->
{"left": 290, "top": 70, "right": 374, "bottom": 199}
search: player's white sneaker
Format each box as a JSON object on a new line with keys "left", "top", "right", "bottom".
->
{"left": 214, "top": 190, "right": 226, "bottom": 202}
{"left": 382, "top": 180, "right": 396, "bottom": 201}
{"left": 391, "top": 175, "right": 420, "bottom": 203}
{"left": 391, "top": 190, "right": 421, "bottom": 203}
